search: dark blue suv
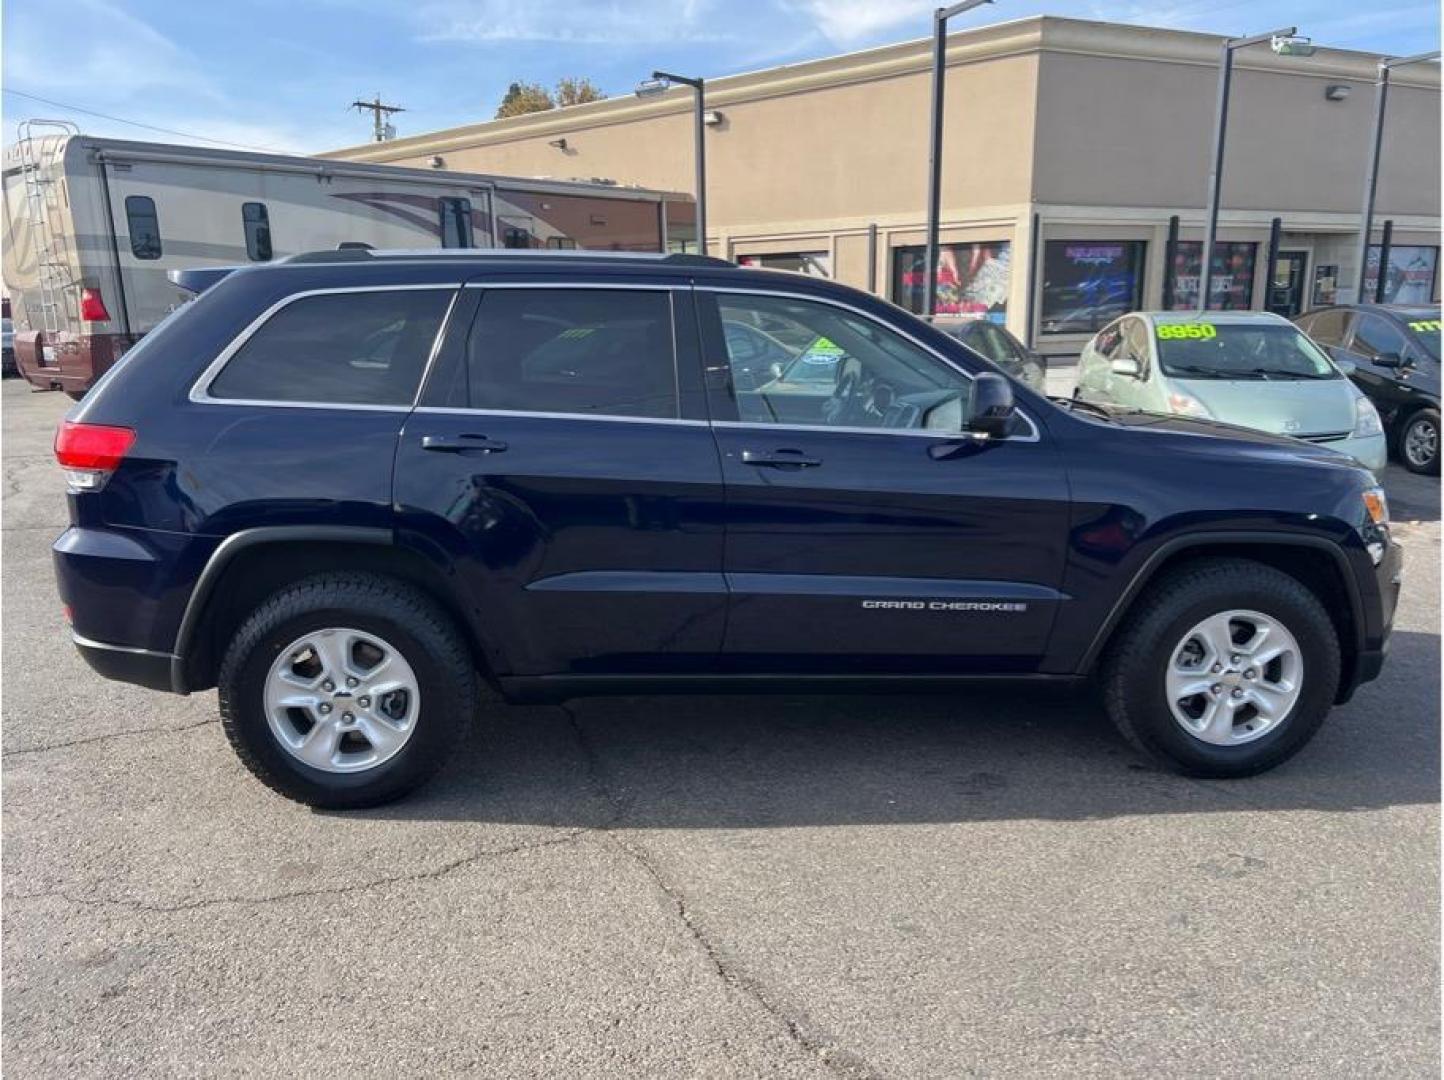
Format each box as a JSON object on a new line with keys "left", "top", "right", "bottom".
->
{"left": 54, "top": 251, "right": 1401, "bottom": 807}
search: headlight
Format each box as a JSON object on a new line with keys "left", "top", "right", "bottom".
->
{"left": 1362, "top": 486, "right": 1389, "bottom": 526}
{"left": 1352, "top": 395, "right": 1383, "bottom": 438}
{"left": 1167, "top": 391, "right": 1212, "bottom": 418}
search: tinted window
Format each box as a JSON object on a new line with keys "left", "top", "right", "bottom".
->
{"left": 124, "top": 196, "right": 161, "bottom": 260}
{"left": 1351, "top": 314, "right": 1409, "bottom": 361}
{"left": 242, "top": 202, "right": 272, "bottom": 262}
{"left": 464, "top": 290, "right": 677, "bottom": 418}
{"left": 1298, "top": 308, "right": 1350, "bottom": 346}
{"left": 439, "top": 198, "right": 472, "bottom": 249}
{"left": 716, "top": 293, "right": 971, "bottom": 430}
{"left": 209, "top": 289, "right": 451, "bottom": 405}
{"left": 1405, "top": 314, "right": 1441, "bottom": 360}
{"left": 1040, "top": 241, "right": 1145, "bottom": 334}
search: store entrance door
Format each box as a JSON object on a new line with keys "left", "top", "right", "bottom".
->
{"left": 1267, "top": 252, "right": 1308, "bottom": 317}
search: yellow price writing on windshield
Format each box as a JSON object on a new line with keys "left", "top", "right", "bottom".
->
{"left": 1157, "top": 323, "right": 1218, "bottom": 340}
{"left": 1408, "top": 320, "right": 1440, "bottom": 333}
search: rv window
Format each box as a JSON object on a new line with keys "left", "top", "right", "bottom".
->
{"left": 125, "top": 196, "right": 162, "bottom": 260}
{"left": 207, "top": 288, "right": 453, "bottom": 406}
{"left": 242, "top": 202, "right": 272, "bottom": 262}
{"left": 439, "top": 198, "right": 473, "bottom": 249}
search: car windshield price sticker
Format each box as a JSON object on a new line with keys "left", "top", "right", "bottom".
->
{"left": 1408, "top": 320, "right": 1440, "bottom": 333}
{"left": 1157, "top": 323, "right": 1218, "bottom": 340}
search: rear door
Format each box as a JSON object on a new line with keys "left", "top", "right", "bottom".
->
{"left": 393, "top": 278, "right": 727, "bottom": 677}
{"left": 698, "top": 287, "right": 1070, "bottom": 674}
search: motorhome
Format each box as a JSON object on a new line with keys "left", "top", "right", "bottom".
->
{"left": 2, "top": 122, "right": 695, "bottom": 395}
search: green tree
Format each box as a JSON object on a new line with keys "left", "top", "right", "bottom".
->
{"left": 495, "top": 81, "right": 554, "bottom": 119}
{"left": 555, "top": 77, "right": 606, "bottom": 108}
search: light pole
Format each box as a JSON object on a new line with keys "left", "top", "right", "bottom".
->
{"left": 922, "top": 0, "right": 993, "bottom": 317}
{"left": 1353, "top": 50, "right": 1441, "bottom": 302}
{"left": 1198, "top": 28, "right": 1315, "bottom": 312}
{"left": 636, "top": 71, "right": 707, "bottom": 254}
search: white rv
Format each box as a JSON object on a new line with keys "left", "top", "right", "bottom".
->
{"left": 2, "top": 122, "right": 695, "bottom": 395}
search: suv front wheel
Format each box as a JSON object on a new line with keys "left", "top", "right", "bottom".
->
{"left": 1101, "top": 558, "right": 1340, "bottom": 777}
{"left": 218, "top": 573, "right": 477, "bottom": 808}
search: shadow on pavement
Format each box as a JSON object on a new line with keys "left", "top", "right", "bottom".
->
{"left": 1384, "top": 462, "right": 1439, "bottom": 523}
{"left": 354, "top": 628, "right": 1439, "bottom": 831}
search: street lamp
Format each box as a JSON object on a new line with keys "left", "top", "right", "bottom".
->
{"left": 1198, "top": 28, "right": 1315, "bottom": 312}
{"left": 1353, "top": 50, "right": 1441, "bottom": 302}
{"left": 922, "top": 0, "right": 993, "bottom": 317}
{"left": 636, "top": 70, "right": 707, "bottom": 254}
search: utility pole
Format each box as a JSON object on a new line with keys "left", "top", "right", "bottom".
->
{"left": 350, "top": 94, "right": 405, "bottom": 142}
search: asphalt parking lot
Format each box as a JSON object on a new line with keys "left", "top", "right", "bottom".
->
{"left": 2, "top": 375, "right": 1438, "bottom": 1078}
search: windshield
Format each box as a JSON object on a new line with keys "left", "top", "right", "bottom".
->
{"left": 1154, "top": 322, "right": 1340, "bottom": 381}
{"left": 1406, "top": 315, "right": 1441, "bottom": 360}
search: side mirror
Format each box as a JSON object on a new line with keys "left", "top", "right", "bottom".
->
{"left": 966, "top": 373, "right": 1016, "bottom": 439}
{"left": 1374, "top": 351, "right": 1403, "bottom": 368}
{"left": 1110, "top": 357, "right": 1142, "bottom": 378}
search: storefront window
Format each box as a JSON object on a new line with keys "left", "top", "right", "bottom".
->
{"left": 1040, "top": 241, "right": 1145, "bottom": 334}
{"left": 891, "top": 242, "right": 1010, "bottom": 320}
{"left": 738, "top": 252, "right": 831, "bottom": 277}
{"left": 1167, "top": 241, "right": 1256, "bottom": 310}
{"left": 1363, "top": 245, "right": 1439, "bottom": 304}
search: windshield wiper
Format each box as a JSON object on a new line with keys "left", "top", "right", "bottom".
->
{"left": 1246, "top": 368, "right": 1332, "bottom": 380}
{"left": 1167, "top": 364, "right": 1266, "bottom": 380}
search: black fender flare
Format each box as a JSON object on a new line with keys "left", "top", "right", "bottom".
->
{"left": 1074, "top": 531, "right": 1365, "bottom": 675}
{"left": 169, "top": 526, "right": 392, "bottom": 693}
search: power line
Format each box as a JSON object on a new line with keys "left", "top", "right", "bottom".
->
{"left": 1, "top": 88, "right": 288, "bottom": 153}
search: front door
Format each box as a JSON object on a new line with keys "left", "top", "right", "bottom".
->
{"left": 394, "top": 281, "right": 727, "bottom": 677}
{"left": 697, "top": 288, "right": 1071, "bottom": 674}
{"left": 1267, "top": 252, "right": 1308, "bottom": 318}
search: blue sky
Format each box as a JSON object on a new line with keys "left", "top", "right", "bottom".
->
{"left": 2, "top": 0, "right": 1439, "bottom": 154}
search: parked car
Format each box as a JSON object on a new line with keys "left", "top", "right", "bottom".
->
{"left": 929, "top": 317, "right": 1046, "bottom": 392}
{"left": 1293, "top": 304, "right": 1440, "bottom": 475}
{"left": 55, "top": 250, "right": 1399, "bottom": 807}
{"left": 1074, "top": 311, "right": 1387, "bottom": 474}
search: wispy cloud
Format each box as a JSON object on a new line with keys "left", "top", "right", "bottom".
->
{"left": 783, "top": 0, "right": 934, "bottom": 45}
{"left": 415, "top": 0, "right": 735, "bottom": 45}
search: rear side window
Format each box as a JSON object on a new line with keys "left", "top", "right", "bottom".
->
{"left": 1351, "top": 314, "right": 1408, "bottom": 361}
{"left": 1300, "top": 308, "right": 1350, "bottom": 345}
{"left": 124, "top": 196, "right": 161, "bottom": 260}
{"left": 462, "top": 289, "right": 677, "bottom": 418}
{"left": 242, "top": 202, "right": 272, "bottom": 261}
{"left": 439, "top": 198, "right": 472, "bottom": 248}
{"left": 207, "top": 288, "right": 452, "bottom": 406}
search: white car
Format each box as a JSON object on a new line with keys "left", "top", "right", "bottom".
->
{"left": 1073, "top": 311, "right": 1387, "bottom": 474}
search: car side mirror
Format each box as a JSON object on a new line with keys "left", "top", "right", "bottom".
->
{"left": 1374, "top": 351, "right": 1403, "bottom": 368}
{"left": 966, "top": 373, "right": 1016, "bottom": 439}
{"left": 1110, "top": 357, "right": 1142, "bottom": 378}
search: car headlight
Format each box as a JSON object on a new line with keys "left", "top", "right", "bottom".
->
{"left": 1352, "top": 395, "right": 1383, "bottom": 438}
{"left": 1167, "top": 391, "right": 1213, "bottom": 418}
{"left": 1362, "top": 485, "right": 1389, "bottom": 526}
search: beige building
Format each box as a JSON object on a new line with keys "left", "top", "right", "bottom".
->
{"left": 324, "top": 15, "right": 1441, "bottom": 356}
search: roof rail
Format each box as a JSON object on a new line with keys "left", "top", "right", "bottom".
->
{"left": 282, "top": 248, "right": 733, "bottom": 267}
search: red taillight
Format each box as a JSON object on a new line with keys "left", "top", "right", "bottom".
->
{"left": 55, "top": 420, "right": 135, "bottom": 471}
{"left": 79, "top": 287, "right": 111, "bottom": 322}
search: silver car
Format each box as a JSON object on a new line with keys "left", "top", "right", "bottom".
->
{"left": 1074, "top": 311, "right": 1387, "bottom": 473}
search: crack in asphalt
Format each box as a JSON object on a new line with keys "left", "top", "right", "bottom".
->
{"left": 4, "top": 828, "right": 589, "bottom": 915}
{"left": 2, "top": 718, "right": 218, "bottom": 757}
{"left": 561, "top": 704, "right": 885, "bottom": 1080}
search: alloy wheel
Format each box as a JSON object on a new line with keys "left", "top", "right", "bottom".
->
{"left": 1165, "top": 609, "right": 1303, "bottom": 746}
{"left": 263, "top": 627, "right": 420, "bottom": 773}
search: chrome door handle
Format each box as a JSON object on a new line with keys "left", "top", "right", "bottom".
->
{"left": 421, "top": 434, "right": 508, "bottom": 454}
{"left": 741, "top": 448, "right": 822, "bottom": 468}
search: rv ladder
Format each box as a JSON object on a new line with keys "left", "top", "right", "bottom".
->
{"left": 16, "top": 119, "right": 79, "bottom": 349}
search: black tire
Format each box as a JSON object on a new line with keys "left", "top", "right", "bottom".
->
{"left": 1101, "top": 558, "right": 1340, "bottom": 778}
{"left": 1398, "top": 408, "right": 1440, "bottom": 475}
{"left": 218, "top": 572, "right": 477, "bottom": 808}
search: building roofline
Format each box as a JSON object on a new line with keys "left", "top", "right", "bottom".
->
{"left": 320, "top": 14, "right": 1440, "bottom": 163}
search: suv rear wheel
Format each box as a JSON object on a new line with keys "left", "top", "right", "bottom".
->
{"left": 1101, "top": 558, "right": 1340, "bottom": 777}
{"left": 218, "top": 573, "right": 476, "bottom": 808}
